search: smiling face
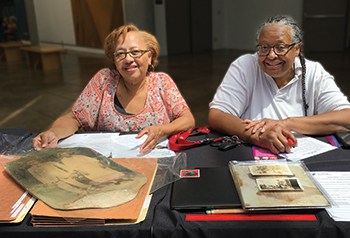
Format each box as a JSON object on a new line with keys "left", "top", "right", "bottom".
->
{"left": 114, "top": 31, "right": 152, "bottom": 85}
{"left": 258, "top": 24, "right": 301, "bottom": 87}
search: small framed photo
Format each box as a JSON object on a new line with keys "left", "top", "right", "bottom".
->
{"left": 256, "top": 177, "right": 303, "bottom": 191}
{"left": 180, "top": 169, "right": 200, "bottom": 178}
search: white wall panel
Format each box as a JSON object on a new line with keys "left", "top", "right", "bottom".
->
{"left": 33, "top": 0, "right": 75, "bottom": 45}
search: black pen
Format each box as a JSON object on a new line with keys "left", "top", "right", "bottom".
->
{"left": 119, "top": 131, "right": 139, "bottom": 135}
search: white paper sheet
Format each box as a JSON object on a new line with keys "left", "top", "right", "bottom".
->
{"left": 57, "top": 133, "right": 176, "bottom": 158}
{"left": 312, "top": 171, "right": 350, "bottom": 221}
{"left": 279, "top": 134, "right": 336, "bottom": 161}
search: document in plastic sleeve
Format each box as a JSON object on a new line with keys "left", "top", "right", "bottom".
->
{"left": 312, "top": 171, "right": 350, "bottom": 221}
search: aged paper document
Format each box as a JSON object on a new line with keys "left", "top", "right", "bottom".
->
{"left": 29, "top": 157, "right": 158, "bottom": 227}
{"left": 5, "top": 147, "right": 147, "bottom": 210}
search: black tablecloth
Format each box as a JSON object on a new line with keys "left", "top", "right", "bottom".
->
{"left": 151, "top": 141, "right": 350, "bottom": 238}
{"left": 1, "top": 130, "right": 350, "bottom": 238}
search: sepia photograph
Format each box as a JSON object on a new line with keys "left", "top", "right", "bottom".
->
{"left": 249, "top": 164, "right": 294, "bottom": 176}
{"left": 256, "top": 177, "right": 303, "bottom": 191}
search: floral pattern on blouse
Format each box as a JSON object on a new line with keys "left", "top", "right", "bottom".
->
{"left": 72, "top": 68, "right": 190, "bottom": 132}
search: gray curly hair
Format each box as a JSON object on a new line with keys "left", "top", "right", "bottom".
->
{"left": 256, "top": 15, "right": 303, "bottom": 45}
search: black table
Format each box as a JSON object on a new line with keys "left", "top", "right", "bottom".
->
{"left": 1, "top": 130, "right": 350, "bottom": 238}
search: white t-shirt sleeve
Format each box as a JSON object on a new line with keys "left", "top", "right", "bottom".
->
{"left": 308, "top": 61, "right": 350, "bottom": 114}
{"left": 209, "top": 54, "right": 257, "bottom": 117}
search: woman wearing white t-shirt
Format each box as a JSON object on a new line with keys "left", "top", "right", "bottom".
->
{"left": 209, "top": 15, "right": 350, "bottom": 154}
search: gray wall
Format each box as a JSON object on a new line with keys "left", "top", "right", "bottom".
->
{"left": 212, "top": 0, "right": 303, "bottom": 50}
{"left": 123, "top": 0, "right": 155, "bottom": 34}
{"left": 30, "top": 0, "right": 303, "bottom": 53}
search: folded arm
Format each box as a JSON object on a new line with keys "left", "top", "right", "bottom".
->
{"left": 284, "top": 108, "right": 350, "bottom": 134}
{"left": 245, "top": 108, "right": 350, "bottom": 135}
{"left": 208, "top": 108, "right": 296, "bottom": 154}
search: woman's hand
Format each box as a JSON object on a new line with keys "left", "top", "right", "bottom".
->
{"left": 243, "top": 118, "right": 282, "bottom": 134}
{"left": 32, "top": 130, "right": 59, "bottom": 150}
{"left": 244, "top": 119, "right": 297, "bottom": 154}
{"left": 32, "top": 111, "right": 80, "bottom": 151}
{"left": 136, "top": 125, "right": 166, "bottom": 154}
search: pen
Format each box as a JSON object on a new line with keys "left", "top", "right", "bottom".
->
{"left": 287, "top": 138, "right": 295, "bottom": 148}
{"left": 119, "top": 131, "right": 139, "bottom": 135}
{"left": 206, "top": 208, "right": 246, "bottom": 214}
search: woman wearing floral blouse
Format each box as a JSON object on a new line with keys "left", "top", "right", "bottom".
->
{"left": 33, "top": 24, "right": 195, "bottom": 153}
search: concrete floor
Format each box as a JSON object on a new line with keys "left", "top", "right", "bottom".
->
{"left": 1, "top": 49, "right": 349, "bottom": 134}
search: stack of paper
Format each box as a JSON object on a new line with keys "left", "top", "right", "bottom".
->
{"left": 311, "top": 171, "right": 350, "bottom": 222}
{"left": 279, "top": 134, "right": 336, "bottom": 161}
{"left": 58, "top": 133, "right": 175, "bottom": 158}
{"left": 0, "top": 158, "right": 36, "bottom": 223}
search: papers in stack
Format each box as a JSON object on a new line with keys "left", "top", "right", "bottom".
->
{"left": 0, "top": 158, "right": 36, "bottom": 223}
{"left": 279, "top": 134, "right": 336, "bottom": 161}
{"left": 58, "top": 133, "right": 175, "bottom": 158}
{"left": 312, "top": 171, "right": 350, "bottom": 222}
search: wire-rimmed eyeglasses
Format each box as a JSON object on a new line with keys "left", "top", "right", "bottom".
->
{"left": 257, "top": 43, "right": 298, "bottom": 56}
{"left": 113, "top": 49, "right": 150, "bottom": 61}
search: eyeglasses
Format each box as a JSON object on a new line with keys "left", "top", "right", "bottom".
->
{"left": 113, "top": 49, "right": 150, "bottom": 61}
{"left": 256, "top": 43, "right": 297, "bottom": 56}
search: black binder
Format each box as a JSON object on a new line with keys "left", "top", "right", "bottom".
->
{"left": 170, "top": 167, "right": 241, "bottom": 210}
